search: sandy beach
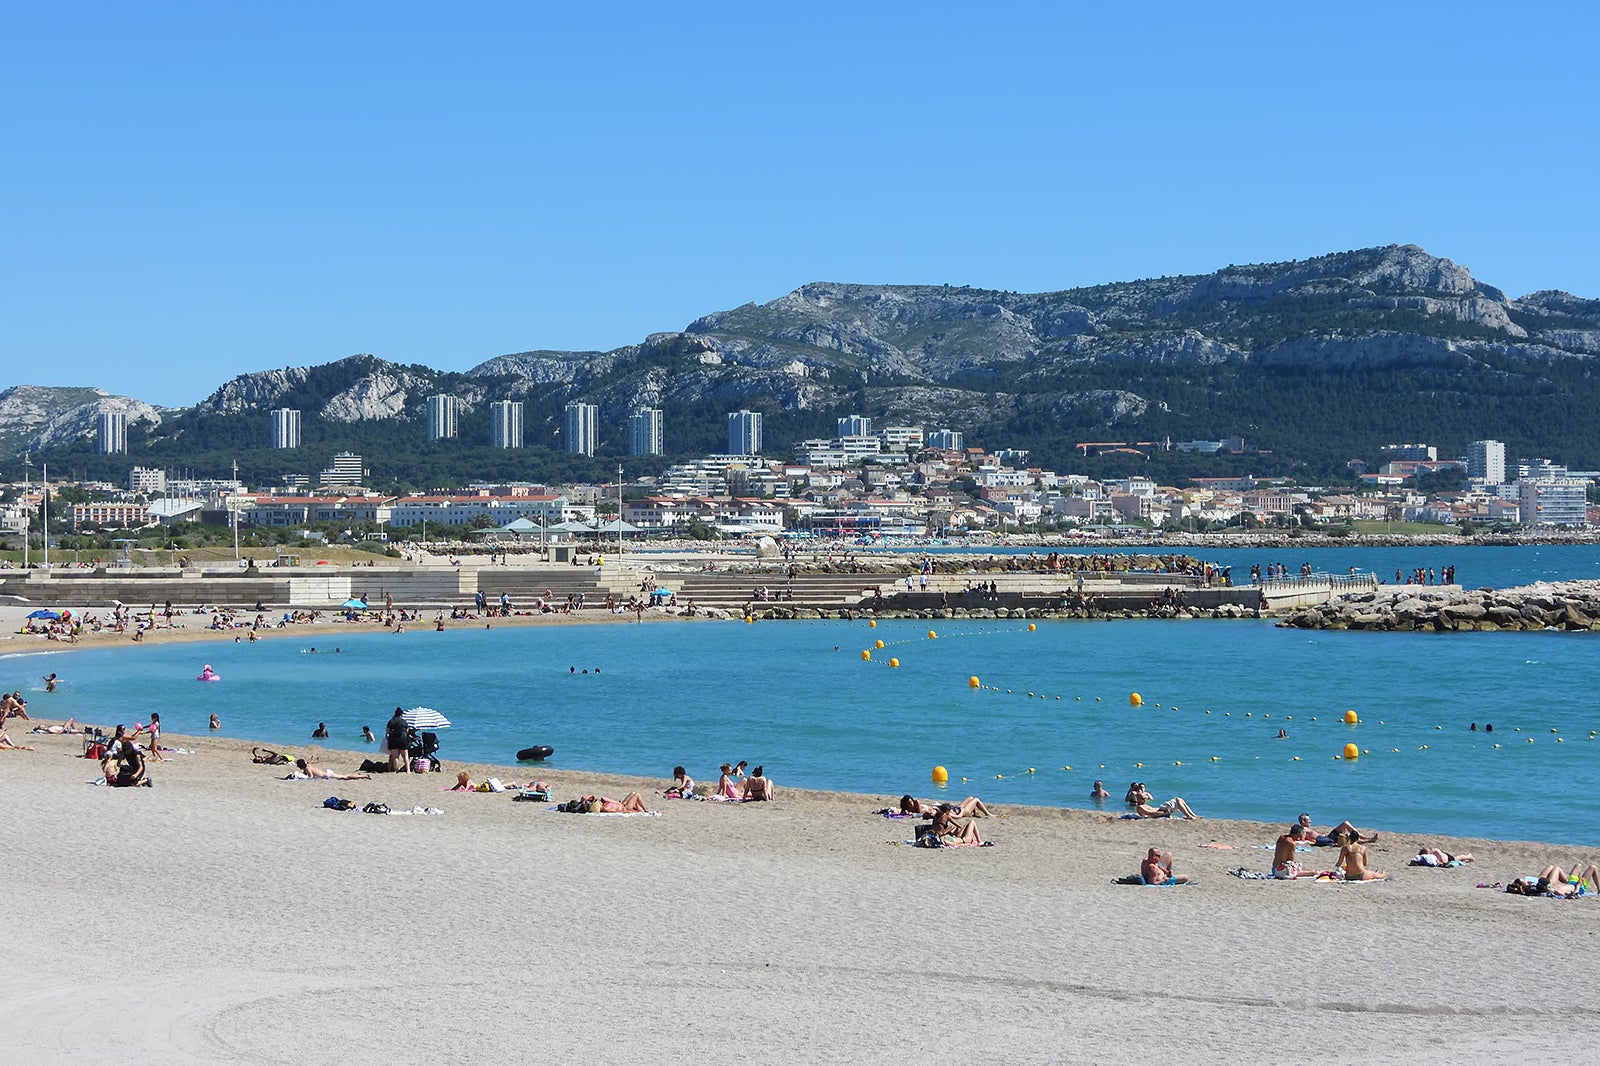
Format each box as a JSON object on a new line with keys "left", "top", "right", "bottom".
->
{"left": 3, "top": 607, "right": 1599, "bottom": 1063}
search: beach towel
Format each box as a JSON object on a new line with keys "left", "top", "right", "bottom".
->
{"left": 1197, "top": 843, "right": 1238, "bottom": 850}
{"left": 1316, "top": 873, "right": 1387, "bottom": 883}
{"left": 877, "top": 810, "right": 916, "bottom": 819}
{"left": 1112, "top": 874, "right": 1191, "bottom": 886}
{"left": 1228, "top": 868, "right": 1274, "bottom": 880}
{"left": 1409, "top": 856, "right": 1466, "bottom": 868}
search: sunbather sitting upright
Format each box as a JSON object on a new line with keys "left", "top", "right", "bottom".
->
{"left": 1273, "top": 826, "right": 1309, "bottom": 878}
{"left": 1140, "top": 848, "right": 1189, "bottom": 885}
{"left": 1336, "top": 832, "right": 1386, "bottom": 880}
{"left": 714, "top": 764, "right": 742, "bottom": 800}
{"left": 741, "top": 766, "right": 775, "bottom": 802}
{"left": 931, "top": 803, "right": 983, "bottom": 844}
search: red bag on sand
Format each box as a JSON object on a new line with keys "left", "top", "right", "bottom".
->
{"left": 84, "top": 743, "right": 106, "bottom": 760}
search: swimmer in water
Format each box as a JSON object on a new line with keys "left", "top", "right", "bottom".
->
{"left": 1090, "top": 780, "right": 1110, "bottom": 800}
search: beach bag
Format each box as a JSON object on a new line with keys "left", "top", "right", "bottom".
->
{"left": 914, "top": 824, "right": 943, "bottom": 848}
{"left": 84, "top": 743, "right": 107, "bottom": 760}
{"left": 411, "top": 757, "right": 431, "bottom": 773}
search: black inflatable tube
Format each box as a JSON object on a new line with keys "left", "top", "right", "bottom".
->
{"left": 516, "top": 745, "right": 554, "bottom": 761}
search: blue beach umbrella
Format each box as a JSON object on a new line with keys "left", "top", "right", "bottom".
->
{"left": 340, "top": 599, "right": 368, "bottom": 609}
{"left": 26, "top": 609, "right": 61, "bottom": 620}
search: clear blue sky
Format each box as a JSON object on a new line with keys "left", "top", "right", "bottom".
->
{"left": 6, "top": 2, "right": 1595, "bottom": 406}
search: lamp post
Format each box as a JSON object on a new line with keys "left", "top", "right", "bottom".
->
{"left": 617, "top": 464, "right": 624, "bottom": 558}
{"left": 41, "top": 463, "right": 49, "bottom": 569}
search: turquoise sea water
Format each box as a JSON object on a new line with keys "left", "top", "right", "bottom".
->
{"left": 9, "top": 545, "right": 1599, "bottom": 845}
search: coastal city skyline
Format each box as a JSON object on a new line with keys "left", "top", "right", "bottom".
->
{"left": 5, "top": 4, "right": 1597, "bottom": 405}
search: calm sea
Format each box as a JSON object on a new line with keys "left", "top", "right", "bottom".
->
{"left": 10, "top": 544, "right": 1599, "bottom": 845}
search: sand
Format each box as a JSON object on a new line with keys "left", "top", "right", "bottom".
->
{"left": 2, "top": 610, "right": 1598, "bottom": 1063}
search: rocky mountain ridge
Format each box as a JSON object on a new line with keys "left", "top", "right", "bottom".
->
{"left": 8, "top": 244, "right": 1600, "bottom": 469}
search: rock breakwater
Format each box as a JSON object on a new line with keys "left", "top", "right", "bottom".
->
{"left": 1279, "top": 580, "right": 1600, "bottom": 632}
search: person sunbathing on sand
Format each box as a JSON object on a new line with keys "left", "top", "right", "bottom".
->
{"left": 580, "top": 793, "right": 649, "bottom": 813}
{"left": 294, "top": 758, "right": 371, "bottom": 781}
{"left": 1133, "top": 796, "right": 1202, "bottom": 819}
{"left": 931, "top": 802, "right": 983, "bottom": 844}
{"left": 1297, "top": 812, "right": 1376, "bottom": 846}
{"left": 1414, "top": 846, "right": 1474, "bottom": 867}
{"left": 30, "top": 717, "right": 81, "bottom": 734}
{"left": 900, "top": 794, "right": 993, "bottom": 818}
{"left": 0, "top": 730, "right": 36, "bottom": 751}
{"left": 1516, "top": 864, "right": 1600, "bottom": 896}
{"left": 1335, "top": 832, "right": 1386, "bottom": 881}
{"left": 1140, "top": 848, "right": 1189, "bottom": 885}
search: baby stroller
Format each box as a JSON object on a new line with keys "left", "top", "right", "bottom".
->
{"left": 409, "top": 730, "right": 443, "bottom": 773}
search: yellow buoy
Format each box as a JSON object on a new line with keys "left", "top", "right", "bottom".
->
{"left": 1292, "top": 756, "right": 1301, "bottom": 761}
{"left": 1134, "top": 762, "right": 1143, "bottom": 768}
{"left": 928, "top": 630, "right": 937, "bottom": 639}
{"left": 1343, "top": 709, "right": 1359, "bottom": 725}
{"left": 875, "top": 639, "right": 884, "bottom": 650}
{"left": 969, "top": 676, "right": 980, "bottom": 688}
{"left": 861, "top": 650, "right": 871, "bottom": 661}
{"left": 889, "top": 658, "right": 899, "bottom": 668}
{"left": 932, "top": 765, "right": 948, "bottom": 784}
{"left": 1174, "top": 760, "right": 1182, "bottom": 766}
{"left": 744, "top": 616, "right": 753, "bottom": 624}
{"left": 1027, "top": 623, "right": 1036, "bottom": 632}
{"left": 1210, "top": 756, "right": 1219, "bottom": 762}
{"left": 1062, "top": 765, "right": 1071, "bottom": 770}
{"left": 869, "top": 620, "right": 877, "bottom": 628}
{"left": 1130, "top": 692, "right": 1143, "bottom": 707}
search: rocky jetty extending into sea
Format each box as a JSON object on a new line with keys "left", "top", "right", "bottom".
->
{"left": 1278, "top": 580, "right": 1600, "bottom": 632}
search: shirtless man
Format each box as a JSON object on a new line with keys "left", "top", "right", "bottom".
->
{"left": 1140, "top": 848, "right": 1190, "bottom": 885}
{"left": 1336, "top": 831, "right": 1386, "bottom": 881}
{"left": 1272, "top": 826, "right": 1309, "bottom": 878}
{"left": 741, "top": 766, "right": 775, "bottom": 802}
{"left": 1296, "top": 812, "right": 1376, "bottom": 846}
{"left": 1, "top": 692, "right": 30, "bottom": 722}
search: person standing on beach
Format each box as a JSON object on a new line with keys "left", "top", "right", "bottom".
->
{"left": 384, "top": 708, "right": 410, "bottom": 773}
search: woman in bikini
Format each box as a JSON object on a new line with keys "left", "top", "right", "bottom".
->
{"left": 580, "top": 793, "right": 650, "bottom": 813}
{"left": 931, "top": 802, "right": 983, "bottom": 845}
{"left": 295, "top": 758, "right": 371, "bottom": 781}
{"left": 715, "top": 764, "right": 742, "bottom": 800}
